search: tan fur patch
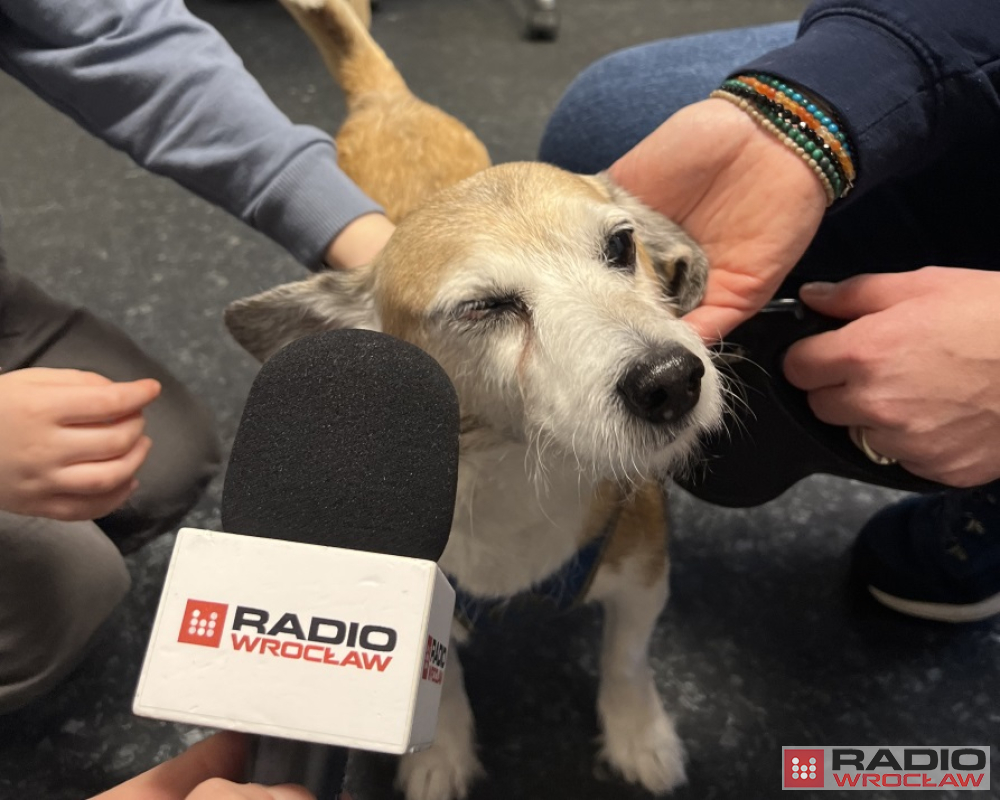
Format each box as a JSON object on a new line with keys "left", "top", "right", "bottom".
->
{"left": 599, "top": 482, "right": 669, "bottom": 586}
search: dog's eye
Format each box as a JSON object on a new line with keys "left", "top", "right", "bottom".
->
{"left": 457, "top": 294, "right": 526, "bottom": 323}
{"left": 604, "top": 228, "right": 636, "bottom": 272}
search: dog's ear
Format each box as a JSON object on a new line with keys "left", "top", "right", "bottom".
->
{"left": 224, "top": 265, "right": 378, "bottom": 362}
{"left": 593, "top": 172, "right": 708, "bottom": 314}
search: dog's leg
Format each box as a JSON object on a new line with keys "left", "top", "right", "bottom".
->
{"left": 588, "top": 555, "right": 686, "bottom": 794}
{"left": 396, "top": 633, "right": 483, "bottom": 800}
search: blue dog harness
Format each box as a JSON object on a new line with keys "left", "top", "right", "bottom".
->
{"left": 448, "top": 509, "right": 621, "bottom": 632}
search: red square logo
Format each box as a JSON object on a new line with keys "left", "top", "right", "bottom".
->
{"left": 784, "top": 749, "right": 824, "bottom": 788}
{"left": 177, "top": 599, "right": 228, "bottom": 648}
{"left": 422, "top": 635, "right": 433, "bottom": 679}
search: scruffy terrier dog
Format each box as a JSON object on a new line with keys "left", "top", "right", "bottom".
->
{"left": 225, "top": 2, "right": 724, "bottom": 798}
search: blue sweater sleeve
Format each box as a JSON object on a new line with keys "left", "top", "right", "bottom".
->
{"left": 0, "top": 0, "right": 382, "bottom": 268}
{"left": 737, "top": 0, "right": 1000, "bottom": 203}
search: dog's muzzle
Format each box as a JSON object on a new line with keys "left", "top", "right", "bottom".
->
{"left": 617, "top": 345, "right": 704, "bottom": 425}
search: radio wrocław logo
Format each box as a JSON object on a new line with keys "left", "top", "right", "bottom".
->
{"left": 782, "top": 746, "right": 990, "bottom": 790}
{"left": 421, "top": 634, "right": 447, "bottom": 684}
{"left": 178, "top": 599, "right": 228, "bottom": 647}
{"left": 784, "top": 749, "right": 824, "bottom": 787}
{"left": 177, "top": 598, "right": 396, "bottom": 672}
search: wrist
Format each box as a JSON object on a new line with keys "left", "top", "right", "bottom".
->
{"left": 702, "top": 97, "right": 828, "bottom": 215}
{"left": 710, "top": 74, "right": 856, "bottom": 207}
{"left": 323, "top": 213, "right": 396, "bottom": 270}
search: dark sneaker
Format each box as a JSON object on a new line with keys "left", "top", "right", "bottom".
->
{"left": 853, "top": 484, "right": 1000, "bottom": 623}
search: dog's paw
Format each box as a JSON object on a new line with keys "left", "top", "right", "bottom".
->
{"left": 396, "top": 743, "right": 484, "bottom": 800}
{"left": 599, "top": 694, "right": 687, "bottom": 794}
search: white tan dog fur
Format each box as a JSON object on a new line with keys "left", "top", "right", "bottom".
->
{"left": 225, "top": 2, "right": 725, "bottom": 798}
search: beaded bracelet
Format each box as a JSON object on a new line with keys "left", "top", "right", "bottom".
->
{"left": 718, "top": 82, "right": 847, "bottom": 197}
{"left": 735, "top": 75, "right": 855, "bottom": 182}
{"left": 711, "top": 73, "right": 856, "bottom": 205}
{"left": 747, "top": 73, "right": 852, "bottom": 155}
{"left": 711, "top": 89, "right": 836, "bottom": 206}
{"left": 726, "top": 73, "right": 856, "bottom": 193}
{"left": 722, "top": 80, "right": 851, "bottom": 190}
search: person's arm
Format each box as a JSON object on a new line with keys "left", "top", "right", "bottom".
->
{"left": 0, "top": 0, "right": 385, "bottom": 269}
{"left": 611, "top": 0, "right": 1000, "bottom": 339}
{"left": 733, "top": 2, "right": 1000, "bottom": 484}
{"left": 739, "top": 0, "right": 1000, "bottom": 204}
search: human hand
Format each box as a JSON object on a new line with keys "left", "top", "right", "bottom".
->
{"left": 91, "top": 731, "right": 316, "bottom": 800}
{"left": 324, "top": 212, "right": 396, "bottom": 270}
{"left": 608, "top": 98, "right": 827, "bottom": 341}
{"left": 0, "top": 367, "right": 161, "bottom": 520}
{"left": 783, "top": 268, "right": 1000, "bottom": 488}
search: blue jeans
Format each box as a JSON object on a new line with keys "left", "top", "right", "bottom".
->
{"left": 539, "top": 23, "right": 999, "bottom": 291}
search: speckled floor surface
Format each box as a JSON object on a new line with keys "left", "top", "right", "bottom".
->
{"left": 0, "top": 1, "right": 997, "bottom": 798}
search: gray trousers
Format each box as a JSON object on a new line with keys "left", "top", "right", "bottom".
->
{"left": 0, "top": 273, "right": 221, "bottom": 713}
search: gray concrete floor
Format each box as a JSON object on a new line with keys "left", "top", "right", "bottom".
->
{"left": 1, "top": 1, "right": 998, "bottom": 799}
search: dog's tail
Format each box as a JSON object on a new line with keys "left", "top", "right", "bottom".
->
{"left": 278, "top": 0, "right": 408, "bottom": 106}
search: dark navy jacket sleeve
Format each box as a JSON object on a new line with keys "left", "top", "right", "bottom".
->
{"left": 737, "top": 0, "right": 1000, "bottom": 201}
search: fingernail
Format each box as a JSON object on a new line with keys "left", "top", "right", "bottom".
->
{"left": 800, "top": 281, "right": 834, "bottom": 297}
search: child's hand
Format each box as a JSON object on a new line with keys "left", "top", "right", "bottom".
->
{"left": 0, "top": 367, "right": 161, "bottom": 520}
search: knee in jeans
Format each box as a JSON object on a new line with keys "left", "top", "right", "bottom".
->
{"left": 540, "top": 54, "right": 624, "bottom": 173}
{"left": 540, "top": 47, "right": 662, "bottom": 174}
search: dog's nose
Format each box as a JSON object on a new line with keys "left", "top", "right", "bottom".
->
{"left": 617, "top": 346, "right": 704, "bottom": 424}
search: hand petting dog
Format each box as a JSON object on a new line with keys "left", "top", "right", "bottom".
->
{"left": 608, "top": 97, "right": 827, "bottom": 342}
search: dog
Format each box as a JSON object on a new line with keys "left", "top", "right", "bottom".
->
{"left": 276, "top": 0, "right": 490, "bottom": 222}
{"left": 225, "top": 2, "right": 726, "bottom": 798}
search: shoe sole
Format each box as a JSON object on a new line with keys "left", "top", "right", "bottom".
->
{"left": 869, "top": 586, "right": 1000, "bottom": 623}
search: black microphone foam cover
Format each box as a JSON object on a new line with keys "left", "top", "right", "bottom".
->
{"left": 221, "top": 329, "right": 459, "bottom": 561}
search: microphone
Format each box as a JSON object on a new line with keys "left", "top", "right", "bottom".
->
{"left": 133, "top": 329, "right": 460, "bottom": 798}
